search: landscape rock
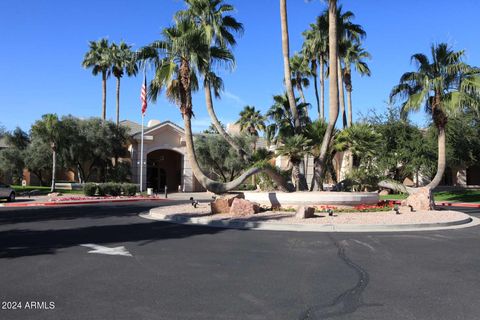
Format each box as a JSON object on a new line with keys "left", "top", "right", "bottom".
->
{"left": 378, "top": 189, "right": 390, "bottom": 196}
{"left": 295, "top": 206, "right": 315, "bottom": 219}
{"left": 48, "top": 192, "right": 63, "bottom": 198}
{"left": 229, "top": 198, "right": 260, "bottom": 217}
{"left": 211, "top": 193, "right": 244, "bottom": 214}
{"left": 401, "top": 187, "right": 435, "bottom": 211}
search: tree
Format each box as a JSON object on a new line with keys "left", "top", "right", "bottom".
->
{"left": 31, "top": 114, "right": 60, "bottom": 192}
{"left": 266, "top": 93, "right": 310, "bottom": 145}
{"left": 5, "top": 127, "right": 29, "bottom": 150}
{"left": 302, "top": 21, "right": 328, "bottom": 119}
{"left": 314, "top": 0, "right": 339, "bottom": 191}
{"left": 139, "top": 17, "right": 288, "bottom": 193}
{"left": 290, "top": 53, "right": 311, "bottom": 106}
{"left": 24, "top": 137, "right": 52, "bottom": 186}
{"left": 82, "top": 38, "right": 111, "bottom": 121}
{"left": 277, "top": 134, "right": 311, "bottom": 191}
{"left": 110, "top": 41, "right": 138, "bottom": 126}
{"left": 236, "top": 105, "right": 266, "bottom": 152}
{"left": 195, "top": 134, "right": 251, "bottom": 182}
{"left": 343, "top": 41, "right": 371, "bottom": 127}
{"left": 280, "top": 0, "right": 300, "bottom": 131}
{"left": 178, "top": 0, "right": 249, "bottom": 160}
{"left": 389, "top": 43, "right": 479, "bottom": 208}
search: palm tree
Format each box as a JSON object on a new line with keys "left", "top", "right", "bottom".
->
{"left": 343, "top": 41, "right": 371, "bottom": 127}
{"left": 315, "top": 0, "right": 339, "bottom": 189}
{"left": 290, "top": 53, "right": 311, "bottom": 106}
{"left": 266, "top": 93, "right": 310, "bottom": 145}
{"left": 82, "top": 38, "right": 111, "bottom": 121}
{"left": 276, "top": 134, "right": 311, "bottom": 191}
{"left": 302, "top": 23, "right": 327, "bottom": 120}
{"left": 178, "top": 0, "right": 249, "bottom": 160}
{"left": 236, "top": 105, "right": 266, "bottom": 152}
{"left": 31, "top": 114, "right": 60, "bottom": 192}
{"left": 138, "top": 18, "right": 288, "bottom": 193}
{"left": 390, "top": 43, "right": 476, "bottom": 198}
{"left": 280, "top": 0, "right": 300, "bottom": 131}
{"left": 110, "top": 41, "right": 138, "bottom": 126}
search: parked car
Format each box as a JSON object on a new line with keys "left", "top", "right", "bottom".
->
{"left": 0, "top": 183, "right": 15, "bottom": 202}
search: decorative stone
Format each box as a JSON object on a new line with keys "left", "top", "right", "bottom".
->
{"left": 378, "top": 189, "right": 390, "bottom": 196}
{"left": 48, "top": 192, "right": 63, "bottom": 197}
{"left": 211, "top": 193, "right": 244, "bottom": 214}
{"left": 229, "top": 198, "right": 260, "bottom": 217}
{"left": 295, "top": 206, "right": 315, "bottom": 219}
{"left": 401, "top": 187, "right": 435, "bottom": 211}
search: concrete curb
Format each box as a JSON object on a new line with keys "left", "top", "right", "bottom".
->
{"left": 140, "top": 211, "right": 480, "bottom": 233}
{"left": 0, "top": 198, "right": 167, "bottom": 208}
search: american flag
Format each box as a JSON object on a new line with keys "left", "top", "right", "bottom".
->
{"left": 141, "top": 73, "right": 147, "bottom": 115}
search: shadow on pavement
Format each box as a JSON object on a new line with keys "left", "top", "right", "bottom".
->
{"left": 0, "top": 219, "right": 227, "bottom": 259}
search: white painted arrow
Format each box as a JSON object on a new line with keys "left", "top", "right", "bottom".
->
{"left": 81, "top": 244, "right": 132, "bottom": 257}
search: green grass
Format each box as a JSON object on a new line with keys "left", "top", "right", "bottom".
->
{"left": 12, "top": 185, "right": 84, "bottom": 195}
{"left": 381, "top": 189, "right": 480, "bottom": 203}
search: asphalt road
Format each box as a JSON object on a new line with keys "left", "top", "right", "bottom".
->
{"left": 0, "top": 202, "right": 480, "bottom": 320}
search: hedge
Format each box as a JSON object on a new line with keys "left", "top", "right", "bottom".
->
{"left": 83, "top": 183, "right": 138, "bottom": 196}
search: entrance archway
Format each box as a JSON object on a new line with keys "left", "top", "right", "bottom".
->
{"left": 146, "top": 149, "right": 182, "bottom": 192}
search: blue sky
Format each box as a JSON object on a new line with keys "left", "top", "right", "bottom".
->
{"left": 1, "top": 0, "right": 479, "bottom": 133}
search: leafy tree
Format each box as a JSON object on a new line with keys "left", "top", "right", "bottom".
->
{"left": 195, "top": 134, "right": 251, "bottom": 182}
{"left": 5, "top": 127, "right": 30, "bottom": 150}
{"left": 24, "top": 137, "right": 52, "bottom": 186}
{"left": 31, "top": 114, "right": 60, "bottom": 192}
{"left": 82, "top": 38, "right": 111, "bottom": 120}
{"left": 0, "top": 147, "right": 24, "bottom": 184}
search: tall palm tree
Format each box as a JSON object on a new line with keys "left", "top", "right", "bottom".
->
{"left": 138, "top": 18, "right": 288, "bottom": 193}
{"left": 280, "top": 0, "right": 300, "bottom": 131}
{"left": 302, "top": 23, "right": 327, "bottom": 120}
{"left": 343, "top": 41, "right": 371, "bottom": 127}
{"left": 31, "top": 114, "right": 60, "bottom": 192}
{"left": 290, "top": 53, "right": 311, "bottom": 106}
{"left": 390, "top": 43, "right": 475, "bottom": 192}
{"left": 178, "top": 0, "right": 249, "bottom": 160}
{"left": 236, "top": 105, "right": 266, "bottom": 152}
{"left": 315, "top": 0, "right": 339, "bottom": 190}
{"left": 277, "top": 134, "right": 311, "bottom": 191}
{"left": 110, "top": 42, "right": 138, "bottom": 126}
{"left": 82, "top": 38, "right": 111, "bottom": 121}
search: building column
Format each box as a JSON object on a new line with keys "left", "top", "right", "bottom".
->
{"left": 182, "top": 151, "right": 193, "bottom": 192}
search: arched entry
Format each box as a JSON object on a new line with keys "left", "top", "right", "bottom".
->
{"left": 146, "top": 149, "right": 182, "bottom": 192}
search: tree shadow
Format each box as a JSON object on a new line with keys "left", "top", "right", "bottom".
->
{"left": 0, "top": 201, "right": 183, "bottom": 225}
{"left": 0, "top": 220, "right": 226, "bottom": 259}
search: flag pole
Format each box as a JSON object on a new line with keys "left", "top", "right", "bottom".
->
{"left": 139, "top": 64, "right": 146, "bottom": 193}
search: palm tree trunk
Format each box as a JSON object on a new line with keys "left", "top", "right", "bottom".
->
{"left": 292, "top": 162, "right": 301, "bottom": 191}
{"left": 116, "top": 76, "right": 121, "bottom": 126}
{"left": 312, "top": 61, "right": 321, "bottom": 119}
{"left": 315, "top": 0, "right": 339, "bottom": 189}
{"left": 297, "top": 82, "right": 307, "bottom": 106}
{"left": 319, "top": 57, "right": 325, "bottom": 120}
{"left": 347, "top": 89, "right": 353, "bottom": 127}
{"left": 102, "top": 71, "right": 107, "bottom": 121}
{"left": 204, "top": 82, "right": 248, "bottom": 161}
{"left": 426, "top": 125, "right": 446, "bottom": 189}
{"left": 337, "top": 57, "right": 347, "bottom": 128}
{"left": 280, "top": 0, "right": 300, "bottom": 131}
{"left": 183, "top": 113, "right": 290, "bottom": 193}
{"left": 51, "top": 145, "right": 56, "bottom": 192}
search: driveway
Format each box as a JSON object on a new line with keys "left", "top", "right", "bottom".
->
{"left": 0, "top": 202, "right": 479, "bottom": 320}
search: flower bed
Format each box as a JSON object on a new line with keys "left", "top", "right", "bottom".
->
{"left": 51, "top": 195, "right": 160, "bottom": 202}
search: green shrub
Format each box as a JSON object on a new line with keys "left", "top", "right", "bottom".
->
{"left": 121, "top": 183, "right": 137, "bottom": 196}
{"left": 102, "top": 182, "right": 122, "bottom": 196}
{"left": 97, "top": 183, "right": 106, "bottom": 196}
{"left": 83, "top": 183, "right": 97, "bottom": 196}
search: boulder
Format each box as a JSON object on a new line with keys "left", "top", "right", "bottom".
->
{"left": 229, "top": 198, "right": 260, "bottom": 217}
{"left": 295, "top": 206, "right": 315, "bottom": 219}
{"left": 401, "top": 187, "right": 435, "bottom": 211}
{"left": 211, "top": 193, "right": 244, "bottom": 214}
{"left": 378, "top": 189, "right": 390, "bottom": 196}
